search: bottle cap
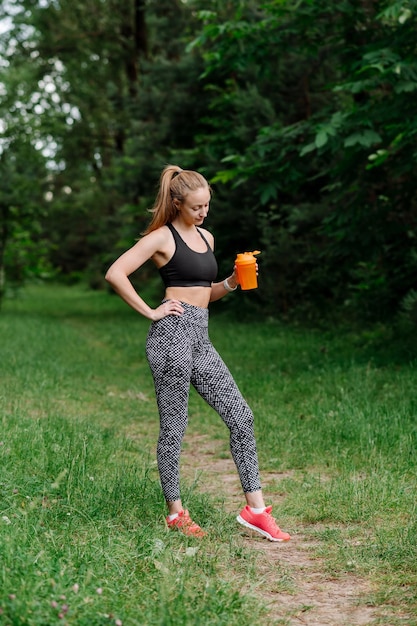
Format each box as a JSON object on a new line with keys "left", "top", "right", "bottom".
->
{"left": 235, "top": 250, "right": 261, "bottom": 264}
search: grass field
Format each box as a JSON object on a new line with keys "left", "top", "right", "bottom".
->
{"left": 1, "top": 284, "right": 416, "bottom": 625}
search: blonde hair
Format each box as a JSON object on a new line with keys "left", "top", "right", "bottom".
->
{"left": 143, "top": 164, "right": 211, "bottom": 234}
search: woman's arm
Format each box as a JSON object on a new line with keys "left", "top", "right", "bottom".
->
{"left": 210, "top": 271, "right": 239, "bottom": 302}
{"left": 105, "top": 230, "right": 180, "bottom": 321}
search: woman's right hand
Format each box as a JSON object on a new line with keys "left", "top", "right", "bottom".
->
{"left": 152, "top": 299, "right": 184, "bottom": 321}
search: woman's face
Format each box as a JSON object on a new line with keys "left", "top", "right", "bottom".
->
{"left": 178, "top": 187, "right": 211, "bottom": 226}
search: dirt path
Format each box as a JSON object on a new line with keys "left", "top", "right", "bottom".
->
{"left": 182, "top": 434, "right": 378, "bottom": 626}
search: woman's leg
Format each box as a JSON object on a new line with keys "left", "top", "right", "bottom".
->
{"left": 191, "top": 334, "right": 291, "bottom": 541}
{"left": 190, "top": 334, "right": 262, "bottom": 496}
{"left": 146, "top": 315, "right": 192, "bottom": 506}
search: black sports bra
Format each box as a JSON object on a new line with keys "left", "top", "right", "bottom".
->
{"left": 158, "top": 223, "right": 218, "bottom": 288}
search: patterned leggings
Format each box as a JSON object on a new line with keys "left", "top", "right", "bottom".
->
{"left": 145, "top": 301, "right": 262, "bottom": 502}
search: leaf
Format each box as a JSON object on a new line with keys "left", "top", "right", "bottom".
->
{"left": 366, "top": 149, "right": 389, "bottom": 170}
{"left": 344, "top": 130, "right": 382, "bottom": 148}
{"left": 315, "top": 130, "right": 328, "bottom": 148}
{"left": 394, "top": 81, "right": 417, "bottom": 93}
{"left": 260, "top": 184, "right": 278, "bottom": 205}
{"left": 211, "top": 168, "right": 239, "bottom": 184}
{"left": 300, "top": 142, "right": 316, "bottom": 156}
{"left": 399, "top": 9, "right": 412, "bottom": 24}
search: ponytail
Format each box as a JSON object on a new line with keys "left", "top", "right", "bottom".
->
{"left": 143, "top": 164, "right": 210, "bottom": 234}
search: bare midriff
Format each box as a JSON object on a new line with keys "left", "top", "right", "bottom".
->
{"left": 165, "top": 286, "right": 212, "bottom": 308}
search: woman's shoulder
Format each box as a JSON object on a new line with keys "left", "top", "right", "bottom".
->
{"left": 143, "top": 224, "right": 172, "bottom": 244}
{"left": 132, "top": 224, "right": 171, "bottom": 255}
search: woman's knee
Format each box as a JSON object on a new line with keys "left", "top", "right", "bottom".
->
{"left": 158, "top": 417, "right": 188, "bottom": 445}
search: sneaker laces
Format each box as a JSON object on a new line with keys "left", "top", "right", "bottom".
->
{"left": 262, "top": 506, "right": 281, "bottom": 532}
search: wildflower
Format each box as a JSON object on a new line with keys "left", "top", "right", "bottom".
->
{"left": 115, "top": 620, "right": 123, "bottom": 626}
{"left": 72, "top": 583, "right": 79, "bottom": 593}
{"left": 96, "top": 588, "right": 103, "bottom": 595}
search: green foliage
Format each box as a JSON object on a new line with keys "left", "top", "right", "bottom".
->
{"left": 191, "top": 0, "right": 417, "bottom": 320}
{"left": 0, "top": 0, "right": 210, "bottom": 289}
{"left": 398, "top": 287, "right": 417, "bottom": 329}
{"left": 1, "top": 0, "right": 417, "bottom": 322}
{"left": 0, "top": 139, "right": 54, "bottom": 304}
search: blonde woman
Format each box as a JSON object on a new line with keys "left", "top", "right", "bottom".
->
{"left": 105, "top": 165, "right": 290, "bottom": 542}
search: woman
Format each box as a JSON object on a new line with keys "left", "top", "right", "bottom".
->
{"left": 105, "top": 165, "right": 290, "bottom": 542}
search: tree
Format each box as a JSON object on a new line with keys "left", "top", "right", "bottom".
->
{"left": 2, "top": 0, "right": 417, "bottom": 322}
{"left": 0, "top": 0, "right": 211, "bottom": 288}
{"left": 0, "top": 139, "right": 49, "bottom": 305}
{"left": 190, "top": 0, "right": 417, "bottom": 320}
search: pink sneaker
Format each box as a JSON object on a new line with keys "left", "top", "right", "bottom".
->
{"left": 166, "top": 510, "right": 207, "bottom": 537}
{"left": 237, "top": 505, "right": 291, "bottom": 542}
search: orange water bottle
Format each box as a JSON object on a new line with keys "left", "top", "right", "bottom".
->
{"left": 235, "top": 250, "right": 261, "bottom": 290}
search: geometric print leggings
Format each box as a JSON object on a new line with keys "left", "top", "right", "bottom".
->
{"left": 146, "top": 301, "right": 262, "bottom": 502}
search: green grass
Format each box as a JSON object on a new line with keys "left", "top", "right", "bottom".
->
{"left": 1, "top": 284, "right": 417, "bottom": 625}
